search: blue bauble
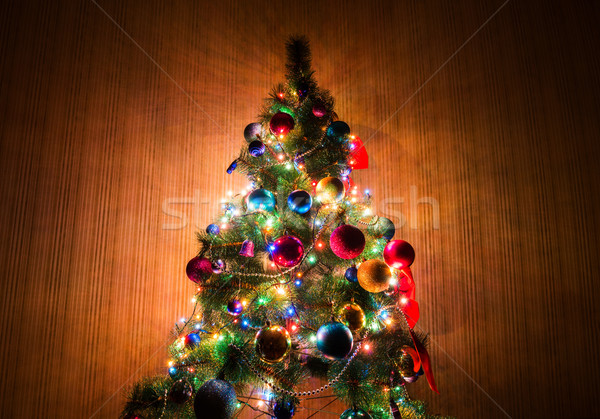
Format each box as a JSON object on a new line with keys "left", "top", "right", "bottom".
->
{"left": 273, "top": 399, "right": 296, "bottom": 419}
{"left": 184, "top": 333, "right": 202, "bottom": 348}
{"left": 316, "top": 321, "right": 353, "bottom": 359}
{"left": 340, "top": 408, "right": 372, "bottom": 418}
{"left": 168, "top": 366, "right": 181, "bottom": 379}
{"left": 248, "top": 140, "right": 265, "bottom": 157}
{"left": 194, "top": 379, "right": 237, "bottom": 419}
{"left": 345, "top": 266, "right": 358, "bottom": 283}
{"left": 226, "top": 160, "right": 238, "bottom": 174}
{"left": 287, "top": 190, "right": 312, "bottom": 214}
{"left": 326, "top": 121, "right": 350, "bottom": 141}
{"left": 377, "top": 217, "right": 395, "bottom": 241}
{"left": 247, "top": 189, "right": 276, "bottom": 212}
{"left": 206, "top": 223, "right": 220, "bottom": 235}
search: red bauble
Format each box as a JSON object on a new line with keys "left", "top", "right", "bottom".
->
{"left": 269, "top": 112, "right": 295, "bottom": 135}
{"left": 329, "top": 224, "right": 366, "bottom": 259}
{"left": 383, "top": 240, "right": 415, "bottom": 269}
{"left": 272, "top": 235, "right": 304, "bottom": 267}
{"left": 186, "top": 256, "right": 213, "bottom": 283}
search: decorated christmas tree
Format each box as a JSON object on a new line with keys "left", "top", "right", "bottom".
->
{"left": 123, "top": 37, "right": 446, "bottom": 419}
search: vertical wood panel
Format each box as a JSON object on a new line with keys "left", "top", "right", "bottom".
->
{"left": 0, "top": 1, "right": 599, "bottom": 417}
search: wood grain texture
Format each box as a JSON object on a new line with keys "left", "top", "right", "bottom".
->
{"left": 1, "top": 0, "right": 599, "bottom": 417}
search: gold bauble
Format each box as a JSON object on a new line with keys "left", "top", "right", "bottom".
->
{"left": 340, "top": 302, "right": 365, "bottom": 331}
{"left": 255, "top": 325, "right": 291, "bottom": 363}
{"left": 316, "top": 177, "right": 345, "bottom": 203}
{"left": 357, "top": 259, "right": 391, "bottom": 293}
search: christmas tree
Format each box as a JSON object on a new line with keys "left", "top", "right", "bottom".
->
{"left": 123, "top": 37, "right": 446, "bottom": 419}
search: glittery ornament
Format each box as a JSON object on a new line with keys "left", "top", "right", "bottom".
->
{"left": 315, "top": 177, "right": 345, "bottom": 203}
{"left": 316, "top": 321, "right": 353, "bottom": 359}
{"left": 340, "top": 302, "right": 365, "bottom": 331}
{"left": 326, "top": 121, "right": 350, "bottom": 141}
{"left": 168, "top": 379, "right": 193, "bottom": 404}
{"left": 312, "top": 102, "right": 326, "bottom": 118}
{"left": 247, "top": 189, "right": 276, "bottom": 212}
{"left": 339, "top": 408, "right": 372, "bottom": 419}
{"left": 255, "top": 325, "right": 291, "bottom": 363}
{"left": 287, "top": 190, "right": 312, "bottom": 214}
{"left": 248, "top": 140, "right": 265, "bottom": 157}
{"left": 375, "top": 217, "right": 395, "bottom": 241}
{"left": 383, "top": 240, "right": 415, "bottom": 269}
{"left": 272, "top": 235, "right": 304, "bottom": 267}
{"left": 244, "top": 122, "right": 263, "bottom": 142}
{"left": 273, "top": 399, "right": 296, "bottom": 419}
{"left": 329, "top": 224, "right": 365, "bottom": 259}
{"left": 269, "top": 112, "right": 295, "bottom": 135}
{"left": 211, "top": 259, "right": 225, "bottom": 274}
{"left": 186, "top": 257, "right": 213, "bottom": 283}
{"left": 226, "top": 299, "right": 243, "bottom": 316}
{"left": 194, "top": 379, "right": 237, "bottom": 419}
{"left": 206, "top": 223, "right": 220, "bottom": 235}
{"left": 357, "top": 259, "right": 391, "bottom": 293}
{"left": 345, "top": 266, "right": 358, "bottom": 283}
{"left": 239, "top": 240, "right": 255, "bottom": 257}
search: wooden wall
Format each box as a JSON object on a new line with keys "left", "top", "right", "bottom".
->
{"left": 1, "top": 0, "right": 599, "bottom": 417}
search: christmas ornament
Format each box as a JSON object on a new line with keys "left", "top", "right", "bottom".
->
{"left": 184, "top": 333, "right": 202, "bottom": 348}
{"left": 330, "top": 224, "right": 365, "bottom": 259}
{"left": 312, "top": 102, "right": 326, "bottom": 118}
{"left": 296, "top": 79, "right": 309, "bottom": 99}
{"left": 273, "top": 399, "right": 296, "bottom": 419}
{"left": 168, "top": 366, "right": 180, "bottom": 379}
{"left": 227, "top": 299, "right": 243, "bottom": 316}
{"left": 287, "top": 190, "right": 312, "bottom": 214}
{"left": 212, "top": 259, "right": 225, "bottom": 274}
{"left": 316, "top": 321, "right": 353, "bottom": 359}
{"left": 194, "top": 379, "right": 237, "bottom": 419}
{"left": 399, "top": 349, "right": 417, "bottom": 379}
{"left": 315, "top": 177, "right": 345, "bottom": 203}
{"left": 247, "top": 189, "right": 276, "bottom": 212}
{"left": 244, "top": 122, "right": 263, "bottom": 142}
{"left": 293, "top": 153, "right": 305, "bottom": 168}
{"left": 248, "top": 140, "right": 265, "bottom": 157}
{"left": 186, "top": 257, "right": 213, "bottom": 283}
{"left": 383, "top": 240, "right": 415, "bottom": 269}
{"left": 348, "top": 136, "right": 369, "bottom": 170}
{"left": 339, "top": 408, "right": 372, "bottom": 418}
{"left": 206, "top": 223, "right": 220, "bottom": 236}
{"left": 168, "top": 379, "right": 193, "bottom": 404}
{"left": 345, "top": 266, "right": 358, "bottom": 283}
{"left": 255, "top": 325, "right": 291, "bottom": 363}
{"left": 326, "top": 121, "right": 350, "bottom": 141}
{"left": 357, "top": 259, "right": 391, "bottom": 293}
{"left": 340, "top": 302, "right": 365, "bottom": 331}
{"left": 269, "top": 112, "right": 295, "bottom": 135}
{"left": 239, "top": 240, "right": 255, "bottom": 257}
{"left": 272, "top": 235, "right": 304, "bottom": 267}
{"left": 375, "top": 217, "right": 395, "bottom": 241}
{"left": 226, "top": 159, "right": 237, "bottom": 174}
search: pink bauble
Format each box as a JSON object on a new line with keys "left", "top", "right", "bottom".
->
{"left": 186, "top": 257, "right": 213, "bottom": 283}
{"left": 312, "top": 103, "right": 326, "bottom": 118}
{"left": 269, "top": 112, "right": 295, "bottom": 135}
{"left": 383, "top": 240, "right": 415, "bottom": 269}
{"left": 330, "top": 224, "right": 365, "bottom": 259}
{"left": 272, "top": 235, "right": 304, "bottom": 267}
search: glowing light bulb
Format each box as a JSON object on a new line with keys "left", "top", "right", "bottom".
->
{"left": 400, "top": 297, "right": 408, "bottom": 305}
{"left": 364, "top": 343, "right": 371, "bottom": 351}
{"left": 227, "top": 190, "right": 233, "bottom": 197}
{"left": 277, "top": 154, "right": 285, "bottom": 160}
{"left": 291, "top": 324, "right": 297, "bottom": 332}
{"left": 277, "top": 287, "right": 286, "bottom": 296}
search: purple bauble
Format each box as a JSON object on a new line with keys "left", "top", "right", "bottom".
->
{"left": 186, "top": 256, "right": 213, "bottom": 283}
{"left": 330, "top": 224, "right": 366, "bottom": 260}
{"left": 383, "top": 240, "right": 415, "bottom": 269}
{"left": 227, "top": 299, "right": 244, "bottom": 316}
{"left": 269, "top": 112, "right": 295, "bottom": 135}
{"left": 244, "top": 122, "right": 263, "bottom": 142}
{"left": 312, "top": 103, "right": 326, "bottom": 118}
{"left": 272, "top": 236, "right": 304, "bottom": 268}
